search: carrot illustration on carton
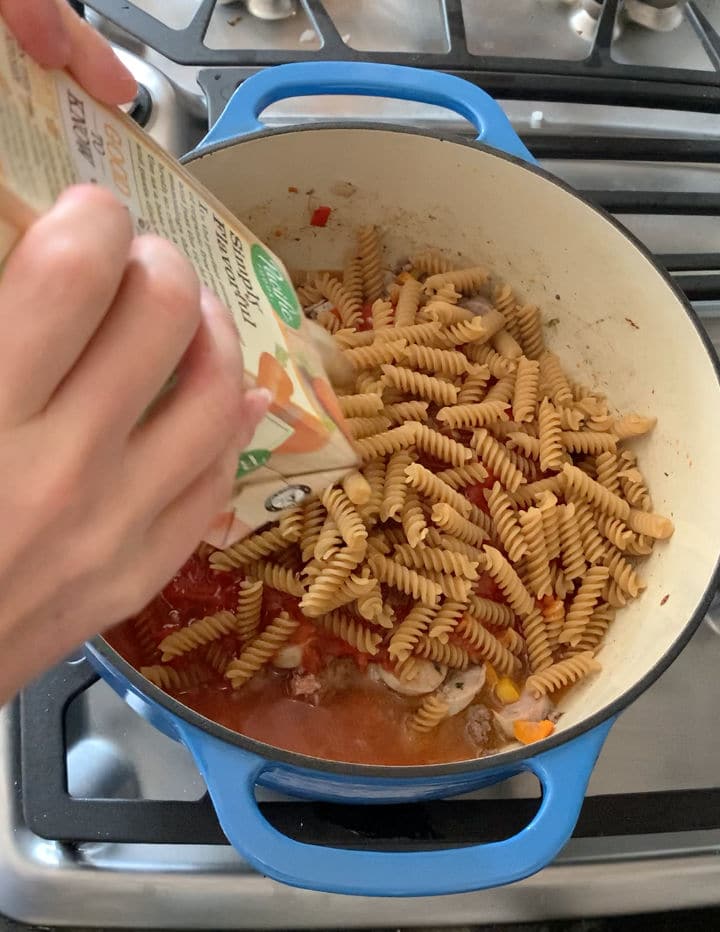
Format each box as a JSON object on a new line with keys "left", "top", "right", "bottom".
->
{"left": 0, "top": 23, "right": 358, "bottom": 548}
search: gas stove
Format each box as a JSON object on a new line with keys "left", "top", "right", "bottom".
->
{"left": 3, "top": 1, "right": 720, "bottom": 926}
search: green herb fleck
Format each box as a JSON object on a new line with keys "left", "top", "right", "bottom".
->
{"left": 455, "top": 681, "right": 464, "bottom": 689}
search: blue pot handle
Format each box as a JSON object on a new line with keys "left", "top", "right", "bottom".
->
{"left": 177, "top": 719, "right": 612, "bottom": 896}
{"left": 199, "top": 62, "right": 535, "bottom": 164}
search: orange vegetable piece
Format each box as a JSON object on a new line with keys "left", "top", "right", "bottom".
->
{"left": 513, "top": 719, "right": 555, "bottom": 745}
{"left": 496, "top": 677, "right": 520, "bottom": 704}
{"left": 257, "top": 351, "right": 294, "bottom": 407}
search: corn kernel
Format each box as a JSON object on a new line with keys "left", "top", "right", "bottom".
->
{"left": 496, "top": 677, "right": 520, "bottom": 704}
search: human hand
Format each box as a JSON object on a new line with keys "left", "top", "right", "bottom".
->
{"left": 0, "top": 0, "right": 137, "bottom": 105}
{"left": 0, "top": 185, "right": 269, "bottom": 702}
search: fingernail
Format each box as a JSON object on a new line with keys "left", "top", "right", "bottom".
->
{"left": 247, "top": 387, "right": 273, "bottom": 418}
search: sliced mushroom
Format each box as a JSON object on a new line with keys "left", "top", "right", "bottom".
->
{"left": 271, "top": 644, "right": 304, "bottom": 670}
{"left": 371, "top": 660, "right": 447, "bottom": 696}
{"left": 437, "top": 665, "right": 487, "bottom": 717}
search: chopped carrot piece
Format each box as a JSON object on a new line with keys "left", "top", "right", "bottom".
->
{"left": 513, "top": 719, "right": 555, "bottom": 745}
{"left": 496, "top": 677, "right": 520, "bottom": 704}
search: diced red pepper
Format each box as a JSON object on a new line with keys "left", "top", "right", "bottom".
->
{"left": 310, "top": 205, "right": 332, "bottom": 227}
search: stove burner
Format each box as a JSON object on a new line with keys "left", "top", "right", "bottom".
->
{"left": 624, "top": 0, "right": 684, "bottom": 32}
{"left": 246, "top": 0, "right": 296, "bottom": 20}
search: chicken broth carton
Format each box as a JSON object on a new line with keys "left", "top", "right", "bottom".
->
{"left": 0, "top": 24, "right": 357, "bottom": 546}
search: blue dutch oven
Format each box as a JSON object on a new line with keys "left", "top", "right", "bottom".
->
{"left": 87, "top": 61, "right": 720, "bottom": 897}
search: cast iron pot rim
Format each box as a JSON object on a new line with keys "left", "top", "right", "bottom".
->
{"left": 90, "top": 122, "right": 720, "bottom": 780}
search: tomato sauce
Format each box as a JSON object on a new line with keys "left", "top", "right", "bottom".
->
{"left": 104, "top": 555, "right": 506, "bottom": 766}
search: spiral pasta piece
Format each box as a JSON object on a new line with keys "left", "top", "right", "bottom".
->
{"left": 520, "top": 607, "right": 553, "bottom": 673}
{"left": 431, "top": 502, "right": 488, "bottom": 549}
{"left": 339, "top": 393, "right": 384, "bottom": 418}
{"left": 626, "top": 508, "right": 674, "bottom": 540}
{"left": 436, "top": 461, "right": 489, "bottom": 491}
{"left": 415, "top": 636, "right": 470, "bottom": 670}
{"left": 344, "top": 338, "right": 407, "bottom": 371}
{"left": 465, "top": 342, "right": 517, "bottom": 378}
{"left": 204, "top": 639, "right": 235, "bottom": 676}
{"left": 422, "top": 300, "right": 474, "bottom": 326}
{"left": 538, "top": 351, "right": 573, "bottom": 406}
{"left": 613, "top": 413, "right": 657, "bottom": 441}
{"left": 371, "top": 297, "right": 394, "bottom": 330}
{"left": 301, "top": 547, "right": 366, "bottom": 617}
{"left": 566, "top": 603, "right": 615, "bottom": 655}
{"left": 472, "top": 428, "right": 526, "bottom": 493}
{"left": 537, "top": 397, "right": 564, "bottom": 472}
{"left": 557, "top": 405, "right": 585, "bottom": 431}
{"left": 518, "top": 507, "right": 553, "bottom": 598}
{"left": 569, "top": 499, "right": 606, "bottom": 565}
{"left": 557, "top": 503, "right": 586, "bottom": 580}
{"left": 316, "top": 272, "right": 362, "bottom": 329}
{"left": 485, "top": 481, "right": 527, "bottom": 563}
{"left": 236, "top": 579, "right": 264, "bottom": 641}
{"left": 541, "top": 598, "right": 565, "bottom": 647}
{"left": 343, "top": 254, "right": 364, "bottom": 309}
{"left": 483, "top": 546, "right": 535, "bottom": 617}
{"left": 158, "top": 610, "right": 238, "bottom": 661}
{"left": 414, "top": 424, "right": 473, "bottom": 466}
{"left": 429, "top": 571, "right": 473, "bottom": 602}
{"left": 354, "top": 423, "right": 417, "bottom": 461}
{"left": 367, "top": 552, "right": 441, "bottom": 605}
{"left": 456, "top": 363, "right": 491, "bottom": 404}
{"left": 243, "top": 561, "right": 304, "bottom": 597}
{"left": 401, "top": 344, "right": 470, "bottom": 378}
{"left": 388, "top": 604, "right": 435, "bottom": 661}
{"left": 515, "top": 303, "right": 545, "bottom": 359}
{"left": 467, "top": 593, "right": 515, "bottom": 628}
{"left": 456, "top": 615, "right": 521, "bottom": 676}
{"left": 342, "top": 470, "right": 372, "bottom": 507}
{"left": 394, "top": 276, "right": 423, "bottom": 327}
{"left": 375, "top": 321, "right": 445, "bottom": 347}
{"left": 436, "top": 398, "right": 509, "bottom": 430}
{"left": 322, "top": 487, "right": 368, "bottom": 550}
{"left": 210, "top": 526, "right": 287, "bottom": 570}
{"left": 411, "top": 249, "right": 456, "bottom": 277}
{"left": 279, "top": 507, "right": 304, "bottom": 543}
{"left": 409, "top": 694, "right": 450, "bottom": 733}
{"left": 492, "top": 329, "right": 523, "bottom": 359}
{"left": 428, "top": 600, "right": 466, "bottom": 643}
{"left": 526, "top": 652, "right": 601, "bottom": 698}
{"left": 441, "top": 317, "right": 492, "bottom": 346}
{"left": 401, "top": 490, "right": 429, "bottom": 548}
{"left": 380, "top": 364, "right": 458, "bottom": 406}
{"left": 604, "top": 548, "right": 645, "bottom": 599}
{"left": 513, "top": 356, "right": 541, "bottom": 423}
{"left": 380, "top": 449, "right": 414, "bottom": 522}
{"left": 594, "top": 451, "right": 621, "bottom": 496}
{"left": 358, "top": 225, "right": 384, "bottom": 301}
{"left": 225, "top": 613, "right": 300, "bottom": 688}
{"left": 359, "top": 457, "right": 387, "bottom": 523}
{"left": 506, "top": 430, "right": 540, "bottom": 460}
{"left": 562, "top": 463, "right": 631, "bottom": 521}
{"left": 561, "top": 430, "right": 617, "bottom": 455}
{"left": 316, "top": 610, "right": 383, "bottom": 655}
{"left": 296, "top": 278, "right": 322, "bottom": 307}
{"left": 356, "top": 580, "right": 386, "bottom": 624}
{"left": 141, "top": 663, "right": 211, "bottom": 691}
{"left": 403, "top": 463, "right": 472, "bottom": 517}
{"left": 500, "top": 627, "right": 525, "bottom": 656}
{"left": 512, "top": 475, "right": 566, "bottom": 507}
{"left": 559, "top": 565, "right": 610, "bottom": 646}
{"left": 382, "top": 400, "right": 430, "bottom": 426}
{"left": 424, "top": 266, "right": 488, "bottom": 295}
{"left": 393, "top": 543, "right": 479, "bottom": 580}
{"left": 595, "top": 512, "right": 633, "bottom": 551}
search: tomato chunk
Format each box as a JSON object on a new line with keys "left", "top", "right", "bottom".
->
{"left": 310, "top": 206, "right": 332, "bottom": 227}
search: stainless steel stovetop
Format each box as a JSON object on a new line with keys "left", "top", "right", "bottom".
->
{"left": 2, "top": 1, "right": 720, "bottom": 926}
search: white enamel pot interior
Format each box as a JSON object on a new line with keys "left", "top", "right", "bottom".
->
{"left": 183, "top": 123, "right": 720, "bottom": 746}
